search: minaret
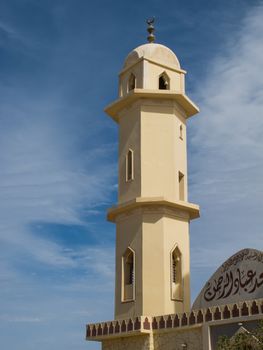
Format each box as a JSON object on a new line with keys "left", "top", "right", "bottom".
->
{"left": 105, "top": 21, "right": 200, "bottom": 320}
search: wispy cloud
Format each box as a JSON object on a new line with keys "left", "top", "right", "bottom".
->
{"left": 189, "top": 3, "right": 263, "bottom": 297}
{"left": 0, "top": 6, "right": 117, "bottom": 346}
{"left": 0, "top": 315, "right": 42, "bottom": 323}
{"left": 0, "top": 19, "right": 16, "bottom": 36}
{"left": 0, "top": 81, "right": 116, "bottom": 263}
{"left": 0, "top": 18, "right": 36, "bottom": 51}
{"left": 1, "top": 1, "right": 262, "bottom": 349}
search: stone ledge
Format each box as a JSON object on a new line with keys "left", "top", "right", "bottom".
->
{"left": 105, "top": 89, "right": 199, "bottom": 122}
{"left": 107, "top": 196, "right": 200, "bottom": 222}
{"left": 86, "top": 298, "right": 263, "bottom": 341}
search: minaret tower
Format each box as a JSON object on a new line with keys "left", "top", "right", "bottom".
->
{"left": 106, "top": 21, "right": 200, "bottom": 320}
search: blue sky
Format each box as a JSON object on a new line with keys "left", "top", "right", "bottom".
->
{"left": 0, "top": 1, "right": 263, "bottom": 349}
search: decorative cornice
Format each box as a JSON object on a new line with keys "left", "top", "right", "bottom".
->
{"left": 86, "top": 298, "right": 263, "bottom": 341}
{"left": 107, "top": 197, "right": 200, "bottom": 222}
{"left": 104, "top": 89, "right": 199, "bottom": 122}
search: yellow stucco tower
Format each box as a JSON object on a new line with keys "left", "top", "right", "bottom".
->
{"left": 87, "top": 25, "right": 263, "bottom": 350}
{"left": 105, "top": 24, "right": 200, "bottom": 321}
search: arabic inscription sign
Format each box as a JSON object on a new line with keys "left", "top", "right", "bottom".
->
{"left": 192, "top": 249, "right": 263, "bottom": 310}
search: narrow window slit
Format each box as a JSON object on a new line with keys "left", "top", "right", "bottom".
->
{"left": 180, "top": 124, "right": 183, "bottom": 139}
{"left": 128, "top": 73, "right": 136, "bottom": 91}
{"left": 126, "top": 149, "right": 134, "bottom": 181}
{"left": 178, "top": 172, "right": 185, "bottom": 201}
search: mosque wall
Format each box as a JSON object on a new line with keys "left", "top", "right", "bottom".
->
{"left": 153, "top": 327, "right": 202, "bottom": 350}
{"left": 102, "top": 327, "right": 202, "bottom": 350}
{"left": 102, "top": 334, "right": 152, "bottom": 350}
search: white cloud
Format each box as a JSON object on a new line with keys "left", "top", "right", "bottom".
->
{"left": 0, "top": 19, "right": 34, "bottom": 50}
{"left": 189, "top": 4, "right": 263, "bottom": 286}
{"left": 0, "top": 81, "right": 116, "bottom": 271}
{"left": 0, "top": 19, "right": 17, "bottom": 36}
{"left": 1, "top": 3, "right": 262, "bottom": 349}
{"left": 0, "top": 315, "right": 42, "bottom": 323}
{"left": 0, "top": 270, "right": 112, "bottom": 350}
{"left": 0, "top": 15, "right": 117, "bottom": 348}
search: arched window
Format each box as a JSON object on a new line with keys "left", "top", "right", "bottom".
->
{"left": 171, "top": 246, "right": 183, "bottom": 300}
{"left": 128, "top": 73, "right": 136, "bottom": 91}
{"left": 159, "top": 72, "right": 170, "bottom": 90}
{"left": 126, "top": 149, "right": 134, "bottom": 181}
{"left": 122, "top": 248, "right": 135, "bottom": 301}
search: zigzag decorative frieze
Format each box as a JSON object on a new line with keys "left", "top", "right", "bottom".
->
{"left": 86, "top": 298, "right": 263, "bottom": 340}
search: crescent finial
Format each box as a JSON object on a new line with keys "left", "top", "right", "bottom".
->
{"left": 146, "top": 17, "right": 155, "bottom": 43}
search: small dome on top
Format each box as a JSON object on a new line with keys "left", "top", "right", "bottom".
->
{"left": 123, "top": 43, "right": 180, "bottom": 70}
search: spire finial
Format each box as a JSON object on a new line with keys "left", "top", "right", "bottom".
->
{"left": 146, "top": 17, "right": 155, "bottom": 43}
